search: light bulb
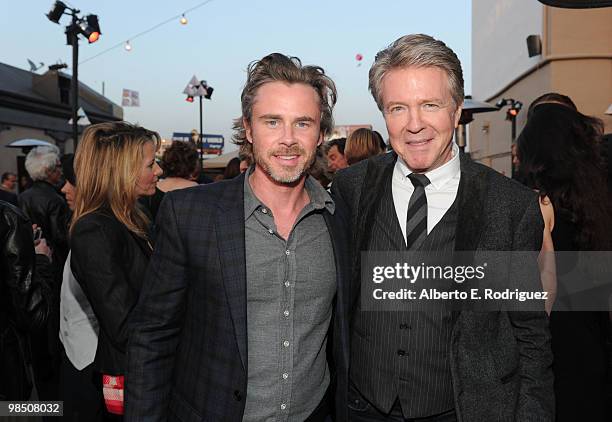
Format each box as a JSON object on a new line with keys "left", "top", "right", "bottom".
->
{"left": 180, "top": 15, "right": 188, "bottom": 25}
{"left": 124, "top": 41, "right": 132, "bottom": 52}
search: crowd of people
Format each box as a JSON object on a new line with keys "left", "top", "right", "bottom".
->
{"left": 0, "top": 32, "right": 610, "bottom": 422}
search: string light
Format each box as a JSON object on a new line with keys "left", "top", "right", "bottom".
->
{"left": 180, "top": 14, "right": 188, "bottom": 25}
{"left": 124, "top": 40, "right": 132, "bottom": 52}
{"left": 80, "top": 0, "right": 214, "bottom": 65}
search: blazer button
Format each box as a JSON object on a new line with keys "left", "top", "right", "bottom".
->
{"left": 397, "top": 349, "right": 406, "bottom": 356}
{"left": 234, "top": 390, "right": 242, "bottom": 401}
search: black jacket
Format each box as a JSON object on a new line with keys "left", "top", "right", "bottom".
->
{"left": 70, "top": 209, "right": 152, "bottom": 375}
{"left": 332, "top": 152, "right": 554, "bottom": 422}
{"left": 19, "top": 180, "right": 70, "bottom": 269}
{"left": 0, "top": 200, "right": 52, "bottom": 399}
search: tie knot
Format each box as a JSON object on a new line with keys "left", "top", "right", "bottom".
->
{"left": 408, "top": 173, "right": 431, "bottom": 188}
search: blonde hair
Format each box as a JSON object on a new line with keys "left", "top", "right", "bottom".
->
{"left": 71, "top": 122, "right": 160, "bottom": 239}
{"left": 345, "top": 128, "right": 384, "bottom": 165}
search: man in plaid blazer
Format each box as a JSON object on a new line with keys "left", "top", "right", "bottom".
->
{"left": 125, "top": 53, "right": 350, "bottom": 422}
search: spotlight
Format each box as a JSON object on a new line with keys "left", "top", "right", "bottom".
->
{"left": 86, "top": 15, "right": 101, "bottom": 35}
{"left": 46, "top": 1, "right": 67, "bottom": 24}
{"left": 180, "top": 14, "right": 188, "bottom": 25}
{"left": 204, "top": 86, "right": 214, "bottom": 99}
{"left": 78, "top": 14, "right": 101, "bottom": 43}
{"left": 186, "top": 95, "right": 194, "bottom": 103}
{"left": 124, "top": 40, "right": 132, "bottom": 51}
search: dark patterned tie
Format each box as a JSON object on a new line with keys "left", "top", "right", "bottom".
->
{"left": 406, "top": 173, "right": 431, "bottom": 249}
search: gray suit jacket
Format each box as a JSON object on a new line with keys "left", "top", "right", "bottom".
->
{"left": 331, "top": 152, "right": 554, "bottom": 422}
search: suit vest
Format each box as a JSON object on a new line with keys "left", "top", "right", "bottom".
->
{"left": 350, "top": 172, "right": 458, "bottom": 417}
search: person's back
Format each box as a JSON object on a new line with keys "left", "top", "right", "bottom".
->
{"left": 0, "top": 201, "right": 52, "bottom": 400}
{"left": 157, "top": 177, "right": 197, "bottom": 192}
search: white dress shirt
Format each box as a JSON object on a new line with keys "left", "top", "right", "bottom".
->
{"left": 59, "top": 251, "right": 99, "bottom": 370}
{"left": 392, "top": 143, "right": 461, "bottom": 246}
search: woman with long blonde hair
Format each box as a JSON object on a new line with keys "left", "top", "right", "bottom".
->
{"left": 69, "top": 122, "right": 162, "bottom": 419}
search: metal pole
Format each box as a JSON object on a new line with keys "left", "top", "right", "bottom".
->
{"left": 70, "top": 17, "right": 79, "bottom": 149}
{"left": 199, "top": 94, "right": 204, "bottom": 169}
{"left": 511, "top": 117, "right": 516, "bottom": 143}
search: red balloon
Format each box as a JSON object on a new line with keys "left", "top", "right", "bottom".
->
{"left": 355, "top": 53, "right": 363, "bottom": 61}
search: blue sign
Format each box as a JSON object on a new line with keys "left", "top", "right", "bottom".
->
{"left": 171, "top": 132, "right": 224, "bottom": 150}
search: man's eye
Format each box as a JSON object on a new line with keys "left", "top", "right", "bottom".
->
{"left": 388, "top": 105, "right": 406, "bottom": 114}
{"left": 423, "top": 103, "right": 440, "bottom": 110}
{"left": 296, "top": 121, "right": 310, "bottom": 128}
{"left": 266, "top": 120, "right": 278, "bottom": 127}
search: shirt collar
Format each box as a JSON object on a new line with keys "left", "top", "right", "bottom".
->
{"left": 243, "top": 166, "right": 335, "bottom": 221}
{"left": 396, "top": 142, "right": 460, "bottom": 190}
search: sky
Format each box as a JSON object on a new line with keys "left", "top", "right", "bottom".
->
{"left": 0, "top": 0, "right": 471, "bottom": 152}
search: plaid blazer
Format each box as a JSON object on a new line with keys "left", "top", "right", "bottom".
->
{"left": 125, "top": 174, "right": 350, "bottom": 422}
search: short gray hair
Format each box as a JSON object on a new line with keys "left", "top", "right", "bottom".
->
{"left": 25, "top": 145, "right": 60, "bottom": 181}
{"left": 369, "top": 34, "right": 464, "bottom": 111}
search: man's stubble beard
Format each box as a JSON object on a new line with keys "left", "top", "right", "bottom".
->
{"left": 252, "top": 143, "right": 316, "bottom": 184}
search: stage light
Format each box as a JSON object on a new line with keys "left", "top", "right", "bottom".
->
{"left": 46, "top": 1, "right": 67, "bottom": 24}
{"left": 78, "top": 14, "right": 101, "bottom": 43}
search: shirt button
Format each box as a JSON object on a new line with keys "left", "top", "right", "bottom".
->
{"left": 261, "top": 208, "right": 268, "bottom": 214}
{"left": 285, "top": 250, "right": 290, "bottom": 256}
{"left": 283, "top": 310, "right": 290, "bottom": 317}
{"left": 284, "top": 281, "right": 290, "bottom": 287}
{"left": 282, "top": 373, "right": 288, "bottom": 379}
{"left": 283, "top": 340, "right": 289, "bottom": 347}
{"left": 280, "top": 403, "right": 287, "bottom": 410}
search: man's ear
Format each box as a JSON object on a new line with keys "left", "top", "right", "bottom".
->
{"left": 453, "top": 103, "right": 463, "bottom": 128}
{"left": 243, "top": 117, "right": 253, "bottom": 144}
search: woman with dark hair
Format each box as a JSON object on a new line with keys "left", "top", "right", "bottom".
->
{"left": 517, "top": 103, "right": 611, "bottom": 422}
{"left": 157, "top": 141, "right": 199, "bottom": 192}
{"left": 70, "top": 122, "right": 162, "bottom": 418}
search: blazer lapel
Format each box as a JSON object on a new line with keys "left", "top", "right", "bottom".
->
{"left": 215, "top": 174, "right": 248, "bottom": 371}
{"left": 454, "top": 153, "right": 488, "bottom": 255}
{"left": 353, "top": 154, "right": 397, "bottom": 286}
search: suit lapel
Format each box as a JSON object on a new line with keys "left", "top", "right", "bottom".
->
{"left": 215, "top": 174, "right": 248, "bottom": 371}
{"left": 454, "top": 153, "right": 488, "bottom": 254}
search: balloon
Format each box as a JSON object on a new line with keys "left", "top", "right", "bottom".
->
{"left": 355, "top": 53, "right": 363, "bottom": 61}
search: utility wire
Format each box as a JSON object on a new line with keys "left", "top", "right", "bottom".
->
{"left": 79, "top": 0, "right": 214, "bottom": 66}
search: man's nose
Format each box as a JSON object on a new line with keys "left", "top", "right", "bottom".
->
{"left": 405, "top": 109, "right": 426, "bottom": 133}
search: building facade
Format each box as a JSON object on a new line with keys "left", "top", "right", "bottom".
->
{"left": 470, "top": 0, "right": 612, "bottom": 175}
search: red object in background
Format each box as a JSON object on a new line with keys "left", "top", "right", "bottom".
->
{"left": 186, "top": 95, "right": 194, "bottom": 103}
{"left": 102, "top": 374, "right": 124, "bottom": 415}
{"left": 355, "top": 53, "right": 363, "bottom": 61}
{"left": 88, "top": 31, "right": 100, "bottom": 43}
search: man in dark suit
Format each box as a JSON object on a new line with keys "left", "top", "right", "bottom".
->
{"left": 332, "top": 34, "right": 554, "bottom": 421}
{"left": 126, "top": 53, "right": 350, "bottom": 421}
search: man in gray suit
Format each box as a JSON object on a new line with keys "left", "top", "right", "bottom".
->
{"left": 332, "top": 34, "right": 554, "bottom": 421}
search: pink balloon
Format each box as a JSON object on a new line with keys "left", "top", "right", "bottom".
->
{"left": 355, "top": 54, "right": 363, "bottom": 61}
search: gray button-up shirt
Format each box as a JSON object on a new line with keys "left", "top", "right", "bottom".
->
{"left": 242, "top": 173, "right": 336, "bottom": 422}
